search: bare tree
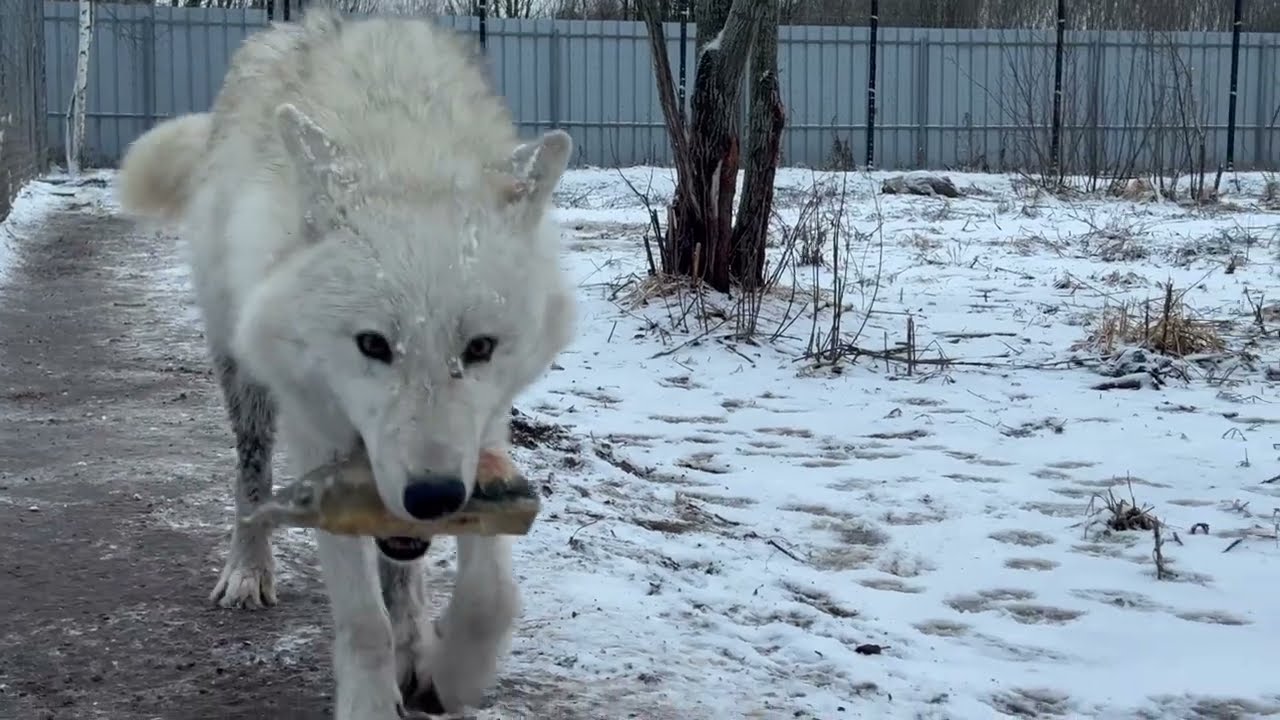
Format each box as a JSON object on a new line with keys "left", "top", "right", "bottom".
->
{"left": 115, "top": 0, "right": 1280, "bottom": 28}
{"left": 320, "top": 0, "right": 457, "bottom": 13}
{"left": 731, "top": 0, "right": 783, "bottom": 286}
{"left": 437, "top": 0, "right": 550, "bottom": 16}
{"left": 639, "top": 0, "right": 784, "bottom": 293}
{"left": 552, "top": 0, "right": 645, "bottom": 20}
{"left": 546, "top": 0, "right": 1280, "bottom": 30}
{"left": 66, "top": 0, "right": 93, "bottom": 175}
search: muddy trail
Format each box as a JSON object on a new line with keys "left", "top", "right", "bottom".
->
{"left": 0, "top": 181, "right": 338, "bottom": 720}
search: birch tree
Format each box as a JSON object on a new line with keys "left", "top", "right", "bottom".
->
{"left": 66, "top": 0, "right": 94, "bottom": 175}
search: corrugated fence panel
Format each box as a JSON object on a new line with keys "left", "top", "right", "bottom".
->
{"left": 778, "top": 24, "right": 865, "bottom": 169}
{"left": 1239, "top": 33, "right": 1279, "bottom": 168}
{"left": 40, "top": 2, "right": 1280, "bottom": 172}
{"left": 44, "top": 2, "right": 266, "bottom": 164}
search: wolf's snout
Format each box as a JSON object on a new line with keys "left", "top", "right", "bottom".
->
{"left": 402, "top": 474, "right": 467, "bottom": 520}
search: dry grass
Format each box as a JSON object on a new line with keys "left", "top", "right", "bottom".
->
{"left": 614, "top": 271, "right": 805, "bottom": 315}
{"left": 614, "top": 272, "right": 702, "bottom": 310}
{"left": 1074, "top": 283, "right": 1225, "bottom": 358}
{"left": 1262, "top": 174, "right": 1280, "bottom": 209}
{"left": 510, "top": 408, "right": 576, "bottom": 452}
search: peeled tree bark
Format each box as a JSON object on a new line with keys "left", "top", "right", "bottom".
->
{"left": 66, "top": 0, "right": 93, "bottom": 175}
{"left": 640, "top": 0, "right": 785, "bottom": 293}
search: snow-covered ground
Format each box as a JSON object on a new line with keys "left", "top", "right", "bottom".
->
{"left": 513, "top": 168, "right": 1280, "bottom": 719}
{"left": 1, "top": 178, "right": 82, "bottom": 284}
{"left": 5, "top": 166, "right": 1280, "bottom": 718}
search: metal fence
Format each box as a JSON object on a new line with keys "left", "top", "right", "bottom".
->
{"left": 39, "top": 1, "right": 1280, "bottom": 173}
{"left": 1, "top": 0, "right": 47, "bottom": 221}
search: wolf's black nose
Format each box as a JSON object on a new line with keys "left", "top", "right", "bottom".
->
{"left": 402, "top": 475, "right": 467, "bottom": 520}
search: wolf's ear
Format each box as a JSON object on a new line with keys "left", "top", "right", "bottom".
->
{"left": 275, "top": 103, "right": 357, "bottom": 237}
{"left": 493, "top": 129, "right": 573, "bottom": 221}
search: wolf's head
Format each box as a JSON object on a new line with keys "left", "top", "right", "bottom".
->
{"left": 233, "top": 103, "right": 576, "bottom": 522}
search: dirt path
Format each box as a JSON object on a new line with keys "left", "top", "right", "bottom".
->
{"left": 0, "top": 179, "right": 334, "bottom": 720}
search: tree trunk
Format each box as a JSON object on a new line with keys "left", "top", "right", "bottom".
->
{"left": 641, "top": 0, "right": 766, "bottom": 294}
{"left": 67, "top": 0, "right": 94, "bottom": 176}
{"left": 731, "top": 0, "right": 784, "bottom": 288}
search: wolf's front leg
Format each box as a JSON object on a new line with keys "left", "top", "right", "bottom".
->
{"left": 209, "top": 354, "right": 278, "bottom": 609}
{"left": 317, "top": 531, "right": 416, "bottom": 720}
{"left": 427, "top": 534, "right": 521, "bottom": 712}
{"left": 418, "top": 417, "right": 526, "bottom": 711}
{"left": 377, "top": 542, "right": 445, "bottom": 714}
{"left": 380, "top": 535, "right": 519, "bottom": 714}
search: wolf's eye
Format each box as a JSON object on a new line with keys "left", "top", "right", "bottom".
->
{"left": 462, "top": 336, "right": 497, "bottom": 365}
{"left": 355, "top": 332, "right": 393, "bottom": 364}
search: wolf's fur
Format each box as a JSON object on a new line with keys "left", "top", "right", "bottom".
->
{"left": 117, "top": 9, "right": 576, "bottom": 717}
{"left": 117, "top": 112, "right": 213, "bottom": 222}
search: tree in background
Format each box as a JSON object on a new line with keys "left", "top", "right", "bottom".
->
{"left": 97, "top": 0, "right": 1280, "bottom": 30}
{"left": 639, "top": 0, "right": 784, "bottom": 293}
{"left": 66, "top": 0, "right": 93, "bottom": 175}
{"left": 549, "top": 0, "right": 1280, "bottom": 32}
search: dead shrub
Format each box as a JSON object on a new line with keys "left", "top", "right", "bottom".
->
{"left": 1073, "top": 283, "right": 1224, "bottom": 358}
{"left": 1093, "top": 488, "right": 1158, "bottom": 532}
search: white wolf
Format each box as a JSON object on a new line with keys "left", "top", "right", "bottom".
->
{"left": 116, "top": 9, "right": 576, "bottom": 718}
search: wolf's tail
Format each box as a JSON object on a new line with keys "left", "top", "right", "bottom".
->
{"left": 117, "top": 112, "right": 213, "bottom": 222}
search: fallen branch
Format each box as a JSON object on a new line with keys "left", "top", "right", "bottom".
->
{"left": 766, "top": 537, "right": 804, "bottom": 563}
{"left": 649, "top": 318, "right": 731, "bottom": 359}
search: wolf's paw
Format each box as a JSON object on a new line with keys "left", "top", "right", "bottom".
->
{"left": 404, "top": 621, "right": 506, "bottom": 714}
{"left": 475, "top": 448, "right": 530, "bottom": 499}
{"left": 396, "top": 699, "right": 437, "bottom": 720}
{"left": 399, "top": 669, "right": 447, "bottom": 715}
{"left": 210, "top": 557, "right": 277, "bottom": 609}
{"left": 395, "top": 623, "right": 447, "bottom": 715}
{"left": 336, "top": 692, "right": 430, "bottom": 720}
{"left": 395, "top": 620, "right": 499, "bottom": 715}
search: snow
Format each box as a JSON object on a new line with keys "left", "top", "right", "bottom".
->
{"left": 0, "top": 170, "right": 118, "bottom": 287}
{"left": 494, "top": 167, "right": 1280, "bottom": 718}
{"left": 700, "top": 26, "right": 725, "bottom": 54}
{"left": 0, "top": 177, "right": 72, "bottom": 285}
{"left": 10, "top": 164, "right": 1280, "bottom": 717}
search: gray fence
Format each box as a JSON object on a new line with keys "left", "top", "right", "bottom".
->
{"left": 1, "top": 0, "right": 47, "bottom": 221}
{"left": 40, "top": 1, "right": 1280, "bottom": 173}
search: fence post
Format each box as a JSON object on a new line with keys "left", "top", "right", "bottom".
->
{"left": 142, "top": 7, "right": 155, "bottom": 133}
{"left": 914, "top": 35, "right": 928, "bottom": 167}
{"left": 865, "top": 0, "right": 878, "bottom": 169}
{"left": 1256, "top": 38, "right": 1272, "bottom": 168}
{"left": 478, "top": 0, "right": 487, "bottom": 53}
{"left": 1088, "top": 33, "right": 1102, "bottom": 178}
{"left": 44, "top": 5, "right": 51, "bottom": 166}
{"left": 548, "top": 23, "right": 559, "bottom": 130}
{"left": 1225, "top": 0, "right": 1243, "bottom": 171}
{"left": 1049, "top": 0, "right": 1066, "bottom": 177}
{"left": 36, "top": 3, "right": 50, "bottom": 167}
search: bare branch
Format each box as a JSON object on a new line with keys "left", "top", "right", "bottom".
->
{"left": 638, "top": 2, "right": 688, "bottom": 163}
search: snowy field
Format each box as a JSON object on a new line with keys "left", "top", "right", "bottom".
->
{"left": 4, "top": 166, "right": 1280, "bottom": 719}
